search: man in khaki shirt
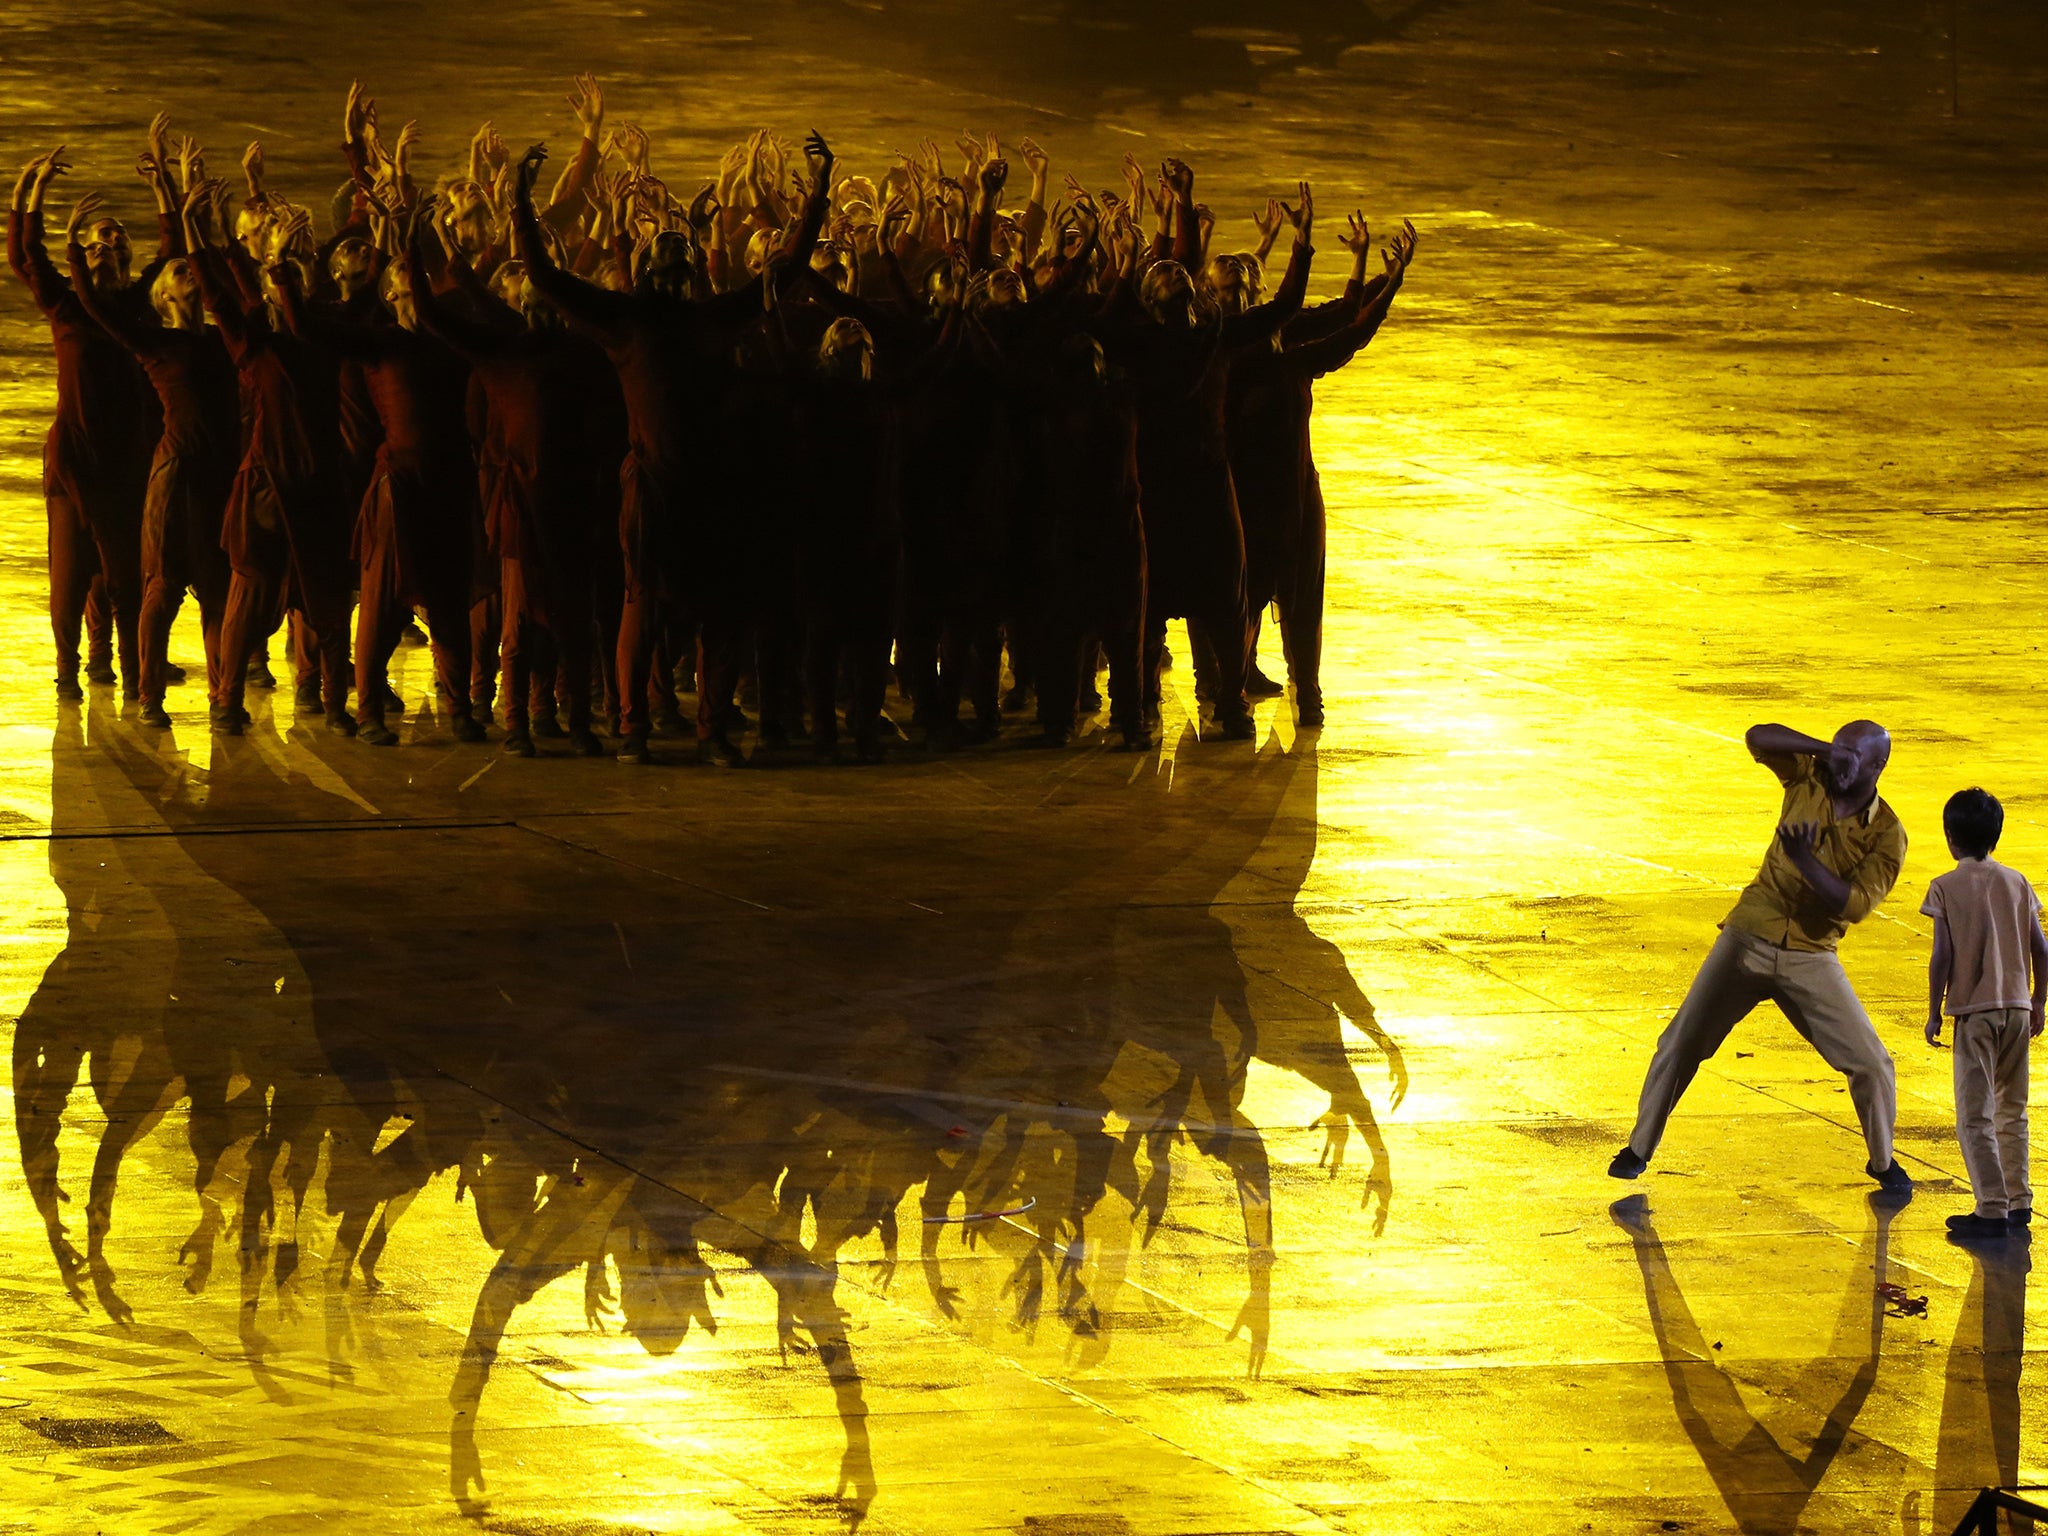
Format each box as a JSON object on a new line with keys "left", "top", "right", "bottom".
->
{"left": 1610, "top": 720, "right": 1912, "bottom": 1191}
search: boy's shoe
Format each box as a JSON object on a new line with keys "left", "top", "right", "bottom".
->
{"left": 1867, "top": 1160, "right": 1913, "bottom": 1195}
{"left": 1946, "top": 1213, "right": 2011, "bottom": 1240}
{"left": 2009, "top": 1208, "right": 2032, "bottom": 1228}
{"left": 1608, "top": 1147, "right": 1647, "bottom": 1180}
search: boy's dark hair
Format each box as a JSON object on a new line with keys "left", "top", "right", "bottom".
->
{"left": 1944, "top": 787, "right": 2004, "bottom": 859}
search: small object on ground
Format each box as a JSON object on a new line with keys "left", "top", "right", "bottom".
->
{"left": 1875, "top": 1281, "right": 1928, "bottom": 1317}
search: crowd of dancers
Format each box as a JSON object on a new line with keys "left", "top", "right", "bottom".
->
{"left": 9, "top": 77, "right": 1415, "bottom": 763}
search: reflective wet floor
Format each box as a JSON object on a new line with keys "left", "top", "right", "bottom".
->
{"left": 3, "top": 1, "right": 2048, "bottom": 1531}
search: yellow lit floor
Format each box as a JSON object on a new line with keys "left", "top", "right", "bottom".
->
{"left": 2, "top": 2, "right": 2047, "bottom": 1532}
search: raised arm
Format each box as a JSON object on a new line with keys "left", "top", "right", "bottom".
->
{"left": 967, "top": 156, "right": 1006, "bottom": 273}
{"left": 509, "top": 142, "right": 634, "bottom": 337}
{"left": 1224, "top": 183, "right": 1313, "bottom": 347}
{"left": 1287, "top": 248, "right": 1407, "bottom": 379}
{"left": 1745, "top": 723, "right": 1833, "bottom": 761}
{"left": 704, "top": 132, "right": 835, "bottom": 319}
{"left": 541, "top": 75, "right": 605, "bottom": 234}
{"left": 10, "top": 151, "right": 74, "bottom": 311}
{"left": 408, "top": 211, "right": 510, "bottom": 361}
{"left": 1164, "top": 159, "right": 1199, "bottom": 268}
{"left": 1016, "top": 138, "right": 1050, "bottom": 264}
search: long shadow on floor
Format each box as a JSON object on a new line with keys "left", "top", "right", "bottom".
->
{"left": 13, "top": 701, "right": 1402, "bottom": 1523}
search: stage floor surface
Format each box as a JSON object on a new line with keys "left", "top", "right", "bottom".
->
{"left": 0, "top": 1, "right": 2046, "bottom": 1531}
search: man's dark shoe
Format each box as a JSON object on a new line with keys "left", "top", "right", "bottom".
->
{"left": 85, "top": 659, "right": 118, "bottom": 686}
{"left": 245, "top": 656, "right": 275, "bottom": 689}
{"left": 567, "top": 727, "right": 604, "bottom": 758}
{"left": 1245, "top": 667, "right": 1284, "bottom": 699}
{"left": 2010, "top": 1208, "right": 2033, "bottom": 1228}
{"left": 138, "top": 702, "right": 171, "bottom": 730}
{"left": 652, "top": 706, "right": 690, "bottom": 738}
{"left": 502, "top": 729, "right": 535, "bottom": 758}
{"left": 697, "top": 735, "right": 745, "bottom": 769}
{"left": 294, "top": 678, "right": 325, "bottom": 714}
{"left": 616, "top": 731, "right": 651, "bottom": 765}
{"left": 1868, "top": 1160, "right": 1913, "bottom": 1195}
{"left": 54, "top": 675, "right": 83, "bottom": 703}
{"left": 209, "top": 705, "right": 245, "bottom": 737}
{"left": 398, "top": 618, "right": 428, "bottom": 648}
{"left": 531, "top": 714, "right": 566, "bottom": 739}
{"left": 326, "top": 711, "right": 357, "bottom": 738}
{"left": 358, "top": 719, "right": 398, "bottom": 747}
{"left": 451, "top": 712, "right": 486, "bottom": 744}
{"left": 1947, "top": 1213, "right": 2011, "bottom": 1241}
{"left": 163, "top": 662, "right": 187, "bottom": 685}
{"left": 1608, "top": 1147, "right": 1647, "bottom": 1180}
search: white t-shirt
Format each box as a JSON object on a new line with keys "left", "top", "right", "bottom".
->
{"left": 1922, "top": 857, "right": 2043, "bottom": 1016}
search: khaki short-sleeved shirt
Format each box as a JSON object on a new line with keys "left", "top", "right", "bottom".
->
{"left": 1721, "top": 753, "right": 1907, "bottom": 952}
{"left": 1921, "top": 857, "right": 2043, "bottom": 1016}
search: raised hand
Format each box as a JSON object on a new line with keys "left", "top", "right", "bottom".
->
{"left": 619, "top": 124, "right": 650, "bottom": 173}
{"left": 395, "top": 121, "right": 422, "bottom": 160}
{"left": 177, "top": 134, "right": 205, "bottom": 195}
{"left": 686, "top": 181, "right": 719, "bottom": 234}
{"left": 515, "top": 142, "right": 549, "bottom": 200}
{"left": 1339, "top": 209, "right": 1370, "bottom": 256}
{"left": 1162, "top": 158, "right": 1193, "bottom": 198}
{"left": 145, "top": 112, "right": 171, "bottom": 169}
{"left": 1392, "top": 217, "right": 1418, "bottom": 267}
{"left": 979, "top": 158, "right": 1008, "bottom": 198}
{"left": 1282, "top": 180, "right": 1313, "bottom": 238}
{"left": 804, "top": 130, "right": 833, "bottom": 175}
{"left": 1018, "top": 136, "right": 1049, "bottom": 186}
{"left": 64, "top": 191, "right": 105, "bottom": 247}
{"left": 344, "top": 81, "right": 371, "bottom": 143}
{"left": 567, "top": 73, "right": 605, "bottom": 138}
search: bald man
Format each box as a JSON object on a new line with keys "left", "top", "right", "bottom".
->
{"left": 1610, "top": 721, "right": 1912, "bottom": 1191}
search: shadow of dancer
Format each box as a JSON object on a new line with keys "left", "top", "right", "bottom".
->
{"left": 12, "top": 701, "right": 296, "bottom": 1327}
{"left": 1934, "top": 1239, "right": 2032, "bottom": 1534}
{"left": 1611, "top": 1192, "right": 1899, "bottom": 1534}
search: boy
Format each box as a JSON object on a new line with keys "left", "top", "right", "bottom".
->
{"left": 1923, "top": 787, "right": 2047, "bottom": 1239}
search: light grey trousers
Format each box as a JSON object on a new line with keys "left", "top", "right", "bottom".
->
{"left": 1628, "top": 925, "right": 1897, "bottom": 1169}
{"left": 1952, "top": 1006, "right": 2031, "bottom": 1218}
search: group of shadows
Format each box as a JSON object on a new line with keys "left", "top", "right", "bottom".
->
{"left": 13, "top": 696, "right": 1401, "bottom": 1520}
{"left": 9, "top": 702, "right": 2029, "bottom": 1531}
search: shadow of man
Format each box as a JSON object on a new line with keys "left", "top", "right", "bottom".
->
{"left": 1934, "top": 1239, "right": 2031, "bottom": 1534}
{"left": 1610, "top": 1191, "right": 1899, "bottom": 1534}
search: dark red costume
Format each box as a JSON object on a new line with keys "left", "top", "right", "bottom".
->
{"left": 190, "top": 244, "right": 356, "bottom": 732}
{"left": 68, "top": 249, "right": 239, "bottom": 716}
{"left": 9, "top": 208, "right": 172, "bottom": 695}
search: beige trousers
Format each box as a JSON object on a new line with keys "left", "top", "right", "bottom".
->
{"left": 1952, "top": 1006, "right": 2032, "bottom": 1219}
{"left": 1628, "top": 926, "right": 1897, "bottom": 1169}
